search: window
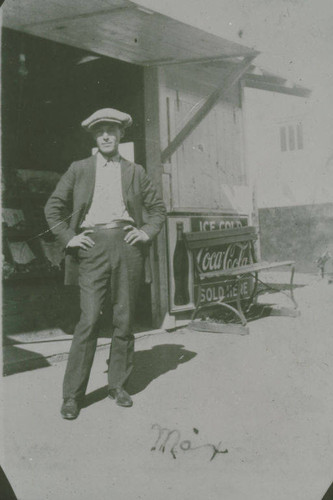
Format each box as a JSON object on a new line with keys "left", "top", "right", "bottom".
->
{"left": 288, "top": 125, "right": 295, "bottom": 151}
{"left": 280, "top": 126, "right": 287, "bottom": 152}
{"left": 279, "top": 122, "right": 304, "bottom": 152}
{"left": 296, "top": 122, "right": 303, "bottom": 149}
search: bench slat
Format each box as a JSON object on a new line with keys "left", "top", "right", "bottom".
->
{"left": 183, "top": 233, "right": 257, "bottom": 250}
{"left": 183, "top": 226, "right": 257, "bottom": 250}
{"left": 198, "top": 260, "right": 295, "bottom": 280}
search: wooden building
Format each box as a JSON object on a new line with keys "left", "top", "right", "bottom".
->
{"left": 2, "top": 0, "right": 310, "bottom": 333}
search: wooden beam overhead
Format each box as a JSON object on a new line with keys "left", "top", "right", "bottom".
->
{"left": 3, "top": 0, "right": 256, "bottom": 66}
{"left": 141, "top": 52, "right": 259, "bottom": 67}
{"left": 243, "top": 76, "right": 311, "bottom": 98}
{"left": 20, "top": 4, "right": 134, "bottom": 29}
{"left": 161, "top": 55, "right": 256, "bottom": 163}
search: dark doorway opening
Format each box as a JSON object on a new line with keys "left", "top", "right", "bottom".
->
{"left": 2, "top": 28, "right": 152, "bottom": 337}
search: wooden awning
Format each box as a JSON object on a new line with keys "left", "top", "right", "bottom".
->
{"left": 243, "top": 66, "right": 311, "bottom": 98}
{"left": 3, "top": 0, "right": 256, "bottom": 65}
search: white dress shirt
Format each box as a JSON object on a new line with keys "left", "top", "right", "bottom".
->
{"left": 81, "top": 152, "right": 134, "bottom": 227}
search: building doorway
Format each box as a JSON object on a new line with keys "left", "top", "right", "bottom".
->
{"left": 2, "top": 28, "right": 152, "bottom": 336}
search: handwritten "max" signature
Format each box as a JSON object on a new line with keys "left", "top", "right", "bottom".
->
{"left": 151, "top": 424, "right": 228, "bottom": 461}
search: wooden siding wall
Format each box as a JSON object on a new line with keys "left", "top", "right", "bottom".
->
{"left": 159, "top": 64, "right": 247, "bottom": 212}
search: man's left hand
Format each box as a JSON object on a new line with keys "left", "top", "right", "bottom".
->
{"left": 123, "top": 226, "right": 150, "bottom": 245}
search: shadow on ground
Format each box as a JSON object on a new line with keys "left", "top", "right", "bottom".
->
{"left": 3, "top": 345, "right": 51, "bottom": 376}
{"left": 196, "top": 303, "right": 277, "bottom": 325}
{"left": 82, "top": 344, "right": 197, "bottom": 408}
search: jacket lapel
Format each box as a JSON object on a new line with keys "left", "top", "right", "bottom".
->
{"left": 85, "top": 155, "right": 97, "bottom": 211}
{"left": 120, "top": 157, "right": 135, "bottom": 203}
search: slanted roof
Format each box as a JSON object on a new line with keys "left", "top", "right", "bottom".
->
{"left": 157, "top": 58, "right": 311, "bottom": 98}
{"left": 3, "top": 0, "right": 256, "bottom": 65}
{"left": 243, "top": 66, "right": 311, "bottom": 98}
{"left": 3, "top": 0, "right": 310, "bottom": 98}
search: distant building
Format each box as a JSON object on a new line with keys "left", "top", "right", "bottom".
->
{"left": 244, "top": 86, "right": 333, "bottom": 272}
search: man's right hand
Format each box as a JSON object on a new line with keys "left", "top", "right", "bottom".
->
{"left": 66, "top": 230, "right": 95, "bottom": 250}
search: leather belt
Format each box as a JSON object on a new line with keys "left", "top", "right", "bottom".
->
{"left": 88, "top": 221, "right": 135, "bottom": 230}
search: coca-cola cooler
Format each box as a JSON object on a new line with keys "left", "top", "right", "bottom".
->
{"left": 167, "top": 212, "right": 249, "bottom": 313}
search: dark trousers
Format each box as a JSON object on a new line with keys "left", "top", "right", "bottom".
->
{"left": 63, "top": 227, "right": 144, "bottom": 400}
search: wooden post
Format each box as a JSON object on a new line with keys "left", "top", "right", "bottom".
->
{"left": 240, "top": 79, "right": 261, "bottom": 260}
{"left": 143, "top": 66, "right": 169, "bottom": 327}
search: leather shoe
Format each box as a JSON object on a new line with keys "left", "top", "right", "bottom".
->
{"left": 108, "top": 387, "right": 133, "bottom": 407}
{"left": 61, "top": 398, "right": 80, "bottom": 419}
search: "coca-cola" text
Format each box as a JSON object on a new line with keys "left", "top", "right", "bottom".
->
{"left": 196, "top": 242, "right": 251, "bottom": 273}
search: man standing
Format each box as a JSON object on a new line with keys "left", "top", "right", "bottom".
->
{"left": 45, "top": 108, "right": 166, "bottom": 419}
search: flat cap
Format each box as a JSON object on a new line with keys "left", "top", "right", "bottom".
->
{"left": 81, "top": 108, "right": 133, "bottom": 131}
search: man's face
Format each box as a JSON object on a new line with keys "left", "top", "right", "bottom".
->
{"left": 92, "top": 123, "right": 123, "bottom": 156}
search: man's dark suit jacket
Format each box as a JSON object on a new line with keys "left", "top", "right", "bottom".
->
{"left": 44, "top": 155, "right": 166, "bottom": 285}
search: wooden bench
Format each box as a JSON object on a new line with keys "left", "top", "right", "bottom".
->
{"left": 183, "top": 226, "right": 298, "bottom": 334}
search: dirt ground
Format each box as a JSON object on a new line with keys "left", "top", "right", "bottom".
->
{"left": 1, "top": 277, "right": 333, "bottom": 500}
